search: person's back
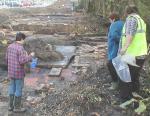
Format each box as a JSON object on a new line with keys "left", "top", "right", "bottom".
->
{"left": 7, "top": 42, "right": 26, "bottom": 78}
{"left": 6, "top": 32, "right": 35, "bottom": 112}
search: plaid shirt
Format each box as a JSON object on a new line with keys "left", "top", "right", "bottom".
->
{"left": 125, "top": 13, "right": 138, "bottom": 36}
{"left": 6, "top": 42, "right": 32, "bottom": 79}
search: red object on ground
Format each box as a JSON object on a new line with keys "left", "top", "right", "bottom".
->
{"left": 20, "top": 0, "right": 31, "bottom": 7}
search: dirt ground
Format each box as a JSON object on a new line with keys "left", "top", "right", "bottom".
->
{"left": 0, "top": 0, "right": 150, "bottom": 116}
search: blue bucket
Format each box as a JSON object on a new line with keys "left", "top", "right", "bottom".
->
{"left": 30, "top": 58, "right": 38, "bottom": 69}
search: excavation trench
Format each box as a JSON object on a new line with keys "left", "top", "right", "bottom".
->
{"left": 0, "top": 0, "right": 150, "bottom": 115}
{"left": 0, "top": 18, "right": 107, "bottom": 115}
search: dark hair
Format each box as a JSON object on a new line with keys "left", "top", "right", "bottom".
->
{"left": 16, "top": 32, "right": 26, "bottom": 41}
{"left": 109, "top": 13, "right": 120, "bottom": 21}
{"left": 125, "top": 5, "right": 139, "bottom": 15}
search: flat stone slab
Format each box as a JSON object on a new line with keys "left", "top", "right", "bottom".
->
{"left": 38, "top": 46, "right": 76, "bottom": 68}
{"left": 0, "top": 102, "right": 8, "bottom": 116}
{"left": 48, "top": 68, "right": 62, "bottom": 76}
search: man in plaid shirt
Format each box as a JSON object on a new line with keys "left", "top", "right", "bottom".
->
{"left": 6, "top": 32, "right": 34, "bottom": 112}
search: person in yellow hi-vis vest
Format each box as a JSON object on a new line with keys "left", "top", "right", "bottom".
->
{"left": 119, "top": 5, "right": 148, "bottom": 102}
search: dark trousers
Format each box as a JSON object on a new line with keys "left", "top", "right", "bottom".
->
{"left": 119, "top": 58, "right": 145, "bottom": 100}
{"left": 107, "top": 60, "right": 118, "bottom": 82}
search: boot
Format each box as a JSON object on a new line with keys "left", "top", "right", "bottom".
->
{"left": 8, "top": 94, "right": 14, "bottom": 111}
{"left": 13, "top": 96, "right": 26, "bottom": 113}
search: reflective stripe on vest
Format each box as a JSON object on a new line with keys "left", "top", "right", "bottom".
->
{"left": 121, "top": 14, "right": 147, "bottom": 56}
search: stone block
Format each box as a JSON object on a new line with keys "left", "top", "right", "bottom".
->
{"left": 48, "top": 68, "right": 62, "bottom": 76}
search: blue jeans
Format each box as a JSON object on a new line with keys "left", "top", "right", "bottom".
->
{"left": 9, "top": 79, "right": 24, "bottom": 97}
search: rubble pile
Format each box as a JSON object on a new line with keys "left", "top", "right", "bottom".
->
{"left": 29, "top": 62, "right": 150, "bottom": 116}
{"left": 22, "top": 40, "right": 150, "bottom": 115}
{"left": 26, "top": 83, "right": 55, "bottom": 107}
{"left": 0, "top": 0, "right": 149, "bottom": 116}
{"left": 29, "top": 64, "right": 122, "bottom": 116}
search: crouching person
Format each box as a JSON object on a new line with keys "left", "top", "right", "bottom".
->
{"left": 5, "top": 32, "right": 35, "bottom": 112}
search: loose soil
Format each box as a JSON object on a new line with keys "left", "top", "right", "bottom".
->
{"left": 0, "top": 0, "right": 150, "bottom": 116}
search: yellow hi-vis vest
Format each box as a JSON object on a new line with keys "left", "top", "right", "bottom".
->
{"left": 122, "top": 14, "right": 147, "bottom": 56}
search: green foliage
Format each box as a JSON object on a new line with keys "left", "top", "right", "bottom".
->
{"left": 134, "top": 0, "right": 150, "bottom": 43}
{"left": 78, "top": 0, "right": 129, "bottom": 16}
{"left": 78, "top": 0, "right": 150, "bottom": 41}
